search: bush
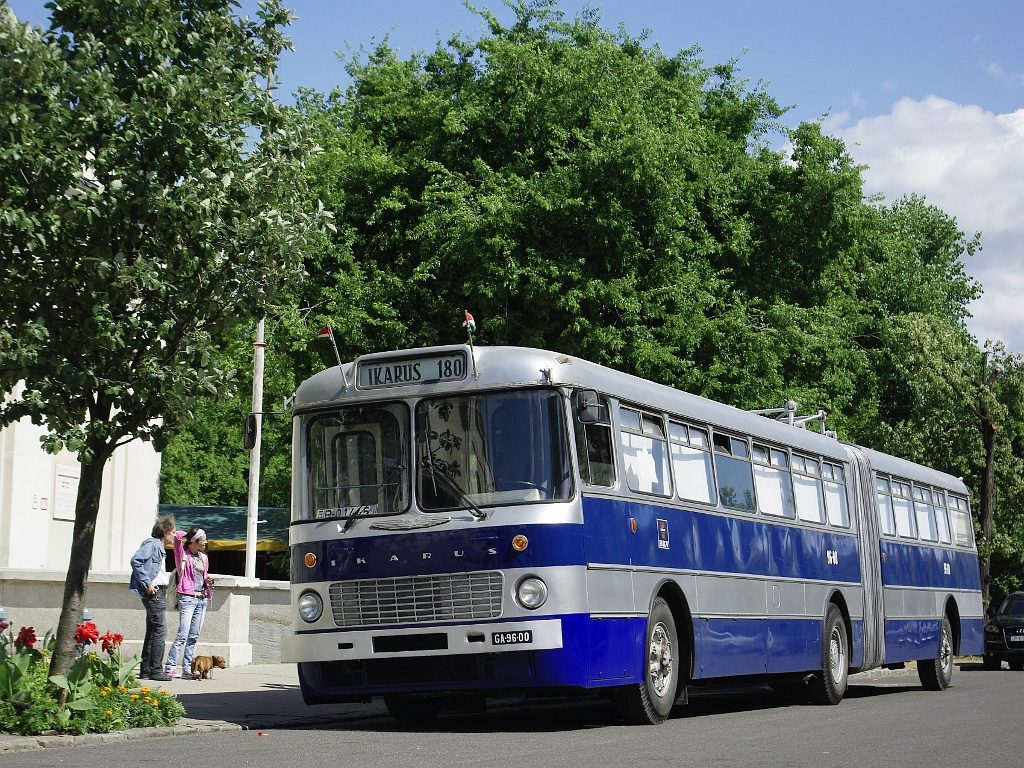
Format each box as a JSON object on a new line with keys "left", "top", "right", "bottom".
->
{"left": 0, "top": 621, "right": 185, "bottom": 735}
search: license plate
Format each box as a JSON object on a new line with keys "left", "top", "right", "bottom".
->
{"left": 1009, "top": 635, "right": 1024, "bottom": 642}
{"left": 492, "top": 630, "right": 533, "bottom": 646}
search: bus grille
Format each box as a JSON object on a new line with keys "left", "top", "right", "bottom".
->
{"left": 328, "top": 572, "right": 504, "bottom": 627}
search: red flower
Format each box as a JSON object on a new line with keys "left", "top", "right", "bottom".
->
{"left": 100, "top": 631, "right": 124, "bottom": 654}
{"left": 74, "top": 621, "right": 99, "bottom": 645}
{"left": 15, "top": 626, "right": 36, "bottom": 648}
{"left": 0, "top": 620, "right": 8, "bottom": 632}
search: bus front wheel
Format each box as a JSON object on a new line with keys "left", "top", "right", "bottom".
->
{"left": 918, "top": 615, "right": 954, "bottom": 691}
{"left": 614, "top": 597, "right": 680, "bottom": 725}
{"left": 808, "top": 604, "right": 848, "bottom": 705}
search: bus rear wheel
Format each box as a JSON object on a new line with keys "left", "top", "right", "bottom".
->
{"left": 614, "top": 597, "right": 680, "bottom": 725}
{"left": 383, "top": 693, "right": 445, "bottom": 722}
{"left": 808, "top": 604, "right": 848, "bottom": 705}
{"left": 918, "top": 615, "right": 954, "bottom": 690}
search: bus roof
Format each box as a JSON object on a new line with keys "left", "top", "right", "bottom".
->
{"left": 294, "top": 344, "right": 968, "bottom": 493}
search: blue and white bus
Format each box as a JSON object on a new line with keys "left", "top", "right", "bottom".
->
{"left": 281, "top": 345, "right": 983, "bottom": 724}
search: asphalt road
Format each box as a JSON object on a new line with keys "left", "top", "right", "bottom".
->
{"left": 4, "top": 664, "right": 1020, "bottom": 768}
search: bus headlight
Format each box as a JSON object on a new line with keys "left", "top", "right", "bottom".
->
{"left": 297, "top": 591, "right": 324, "bottom": 623}
{"left": 516, "top": 577, "right": 548, "bottom": 610}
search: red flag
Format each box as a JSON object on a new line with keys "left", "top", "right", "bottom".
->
{"left": 318, "top": 326, "right": 332, "bottom": 339}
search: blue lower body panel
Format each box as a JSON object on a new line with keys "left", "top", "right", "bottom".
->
{"left": 960, "top": 618, "right": 984, "bottom": 656}
{"left": 885, "top": 619, "right": 942, "bottom": 661}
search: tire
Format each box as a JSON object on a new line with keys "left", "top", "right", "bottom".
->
{"left": 983, "top": 655, "right": 1002, "bottom": 671}
{"left": 918, "top": 615, "right": 954, "bottom": 691}
{"left": 614, "top": 597, "right": 680, "bottom": 725}
{"left": 808, "top": 604, "right": 849, "bottom": 705}
{"left": 1008, "top": 660, "right": 1024, "bottom": 672}
{"left": 383, "top": 693, "right": 445, "bottom": 722}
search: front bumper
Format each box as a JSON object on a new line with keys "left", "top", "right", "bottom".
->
{"left": 281, "top": 618, "right": 564, "bottom": 663}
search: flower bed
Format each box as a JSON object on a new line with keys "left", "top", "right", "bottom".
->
{"left": 0, "top": 620, "right": 185, "bottom": 736}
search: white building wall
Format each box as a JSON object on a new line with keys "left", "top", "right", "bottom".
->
{"left": 0, "top": 412, "right": 159, "bottom": 573}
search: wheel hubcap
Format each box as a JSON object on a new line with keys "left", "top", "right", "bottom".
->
{"left": 828, "top": 626, "right": 846, "bottom": 684}
{"left": 648, "top": 622, "right": 673, "bottom": 697}
{"left": 940, "top": 626, "right": 952, "bottom": 673}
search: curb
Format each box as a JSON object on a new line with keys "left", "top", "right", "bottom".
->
{"left": 0, "top": 719, "right": 242, "bottom": 754}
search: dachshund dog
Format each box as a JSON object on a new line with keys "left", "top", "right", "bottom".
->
{"left": 190, "top": 655, "right": 226, "bottom": 680}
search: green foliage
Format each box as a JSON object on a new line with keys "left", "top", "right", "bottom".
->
{"left": 157, "top": 0, "right": 1023, "bottom": 593}
{"left": 0, "top": 0, "right": 330, "bottom": 674}
{"left": 0, "top": 625, "right": 184, "bottom": 735}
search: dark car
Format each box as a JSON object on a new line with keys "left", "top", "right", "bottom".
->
{"left": 984, "top": 591, "right": 1024, "bottom": 670}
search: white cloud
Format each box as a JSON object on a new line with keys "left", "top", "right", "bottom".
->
{"left": 830, "top": 96, "right": 1024, "bottom": 353}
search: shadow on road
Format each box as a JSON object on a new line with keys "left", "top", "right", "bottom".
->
{"left": 176, "top": 673, "right": 942, "bottom": 735}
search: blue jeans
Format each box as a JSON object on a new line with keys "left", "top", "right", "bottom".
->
{"left": 164, "top": 595, "right": 208, "bottom": 674}
{"left": 139, "top": 586, "right": 168, "bottom": 676}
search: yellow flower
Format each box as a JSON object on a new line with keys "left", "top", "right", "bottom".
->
{"left": 130, "top": 694, "right": 139, "bottom": 700}
{"left": 106, "top": 710, "right": 113, "bottom": 716}
{"left": 160, "top": 689, "right": 169, "bottom": 695}
{"left": 100, "top": 690, "right": 109, "bottom": 696}
{"left": 118, "top": 686, "right": 127, "bottom": 692}
{"left": 152, "top": 701, "right": 159, "bottom": 707}
{"left": 140, "top": 686, "right": 150, "bottom": 694}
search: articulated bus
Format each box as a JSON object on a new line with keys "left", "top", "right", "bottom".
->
{"left": 281, "top": 345, "right": 984, "bottom": 724}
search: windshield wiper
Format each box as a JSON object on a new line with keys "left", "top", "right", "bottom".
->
{"left": 419, "top": 410, "right": 486, "bottom": 520}
{"left": 423, "top": 461, "right": 487, "bottom": 520}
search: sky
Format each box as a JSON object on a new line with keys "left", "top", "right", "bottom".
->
{"left": 8, "top": 0, "right": 1024, "bottom": 354}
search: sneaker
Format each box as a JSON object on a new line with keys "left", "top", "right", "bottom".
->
{"left": 164, "top": 669, "right": 180, "bottom": 678}
{"left": 180, "top": 671, "right": 195, "bottom": 680}
{"left": 149, "top": 672, "right": 173, "bottom": 682}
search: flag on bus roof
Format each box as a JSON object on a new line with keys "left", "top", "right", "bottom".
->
{"left": 462, "top": 311, "right": 476, "bottom": 334}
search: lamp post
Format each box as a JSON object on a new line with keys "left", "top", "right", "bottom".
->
{"left": 245, "top": 318, "right": 265, "bottom": 580}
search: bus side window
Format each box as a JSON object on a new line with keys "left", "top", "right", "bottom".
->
{"left": 793, "top": 453, "right": 825, "bottom": 524}
{"left": 876, "top": 475, "right": 896, "bottom": 536}
{"left": 913, "top": 486, "right": 938, "bottom": 542}
{"left": 949, "top": 495, "right": 974, "bottom": 547}
{"left": 892, "top": 480, "right": 917, "bottom": 538}
{"left": 823, "top": 462, "right": 850, "bottom": 528}
{"left": 620, "top": 406, "right": 671, "bottom": 496}
{"left": 711, "top": 431, "right": 756, "bottom": 512}
{"left": 669, "top": 421, "right": 716, "bottom": 505}
{"left": 752, "top": 443, "right": 795, "bottom": 518}
{"left": 573, "top": 392, "right": 615, "bottom": 487}
{"left": 933, "top": 490, "right": 952, "bottom": 544}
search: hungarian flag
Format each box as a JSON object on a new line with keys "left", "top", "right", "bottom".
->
{"left": 462, "top": 311, "right": 476, "bottom": 333}
{"left": 318, "top": 326, "right": 332, "bottom": 339}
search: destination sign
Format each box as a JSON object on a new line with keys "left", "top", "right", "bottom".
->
{"left": 357, "top": 352, "right": 467, "bottom": 389}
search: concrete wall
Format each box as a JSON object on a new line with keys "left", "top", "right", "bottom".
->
{"left": 0, "top": 569, "right": 291, "bottom": 668}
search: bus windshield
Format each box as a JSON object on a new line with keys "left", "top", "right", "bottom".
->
{"left": 416, "top": 389, "right": 572, "bottom": 510}
{"left": 307, "top": 402, "right": 409, "bottom": 521}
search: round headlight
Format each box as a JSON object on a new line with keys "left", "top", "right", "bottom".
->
{"left": 516, "top": 577, "right": 548, "bottom": 610}
{"left": 297, "top": 591, "right": 324, "bottom": 623}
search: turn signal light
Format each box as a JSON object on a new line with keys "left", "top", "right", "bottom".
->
{"left": 511, "top": 534, "right": 529, "bottom": 552}
{"left": 304, "top": 552, "right": 317, "bottom": 568}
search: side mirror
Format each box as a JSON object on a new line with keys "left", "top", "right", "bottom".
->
{"left": 243, "top": 413, "right": 258, "bottom": 450}
{"left": 575, "top": 389, "right": 608, "bottom": 425}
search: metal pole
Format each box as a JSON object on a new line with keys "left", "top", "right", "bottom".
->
{"left": 245, "top": 318, "right": 265, "bottom": 579}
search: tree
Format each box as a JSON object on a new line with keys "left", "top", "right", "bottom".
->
{"left": 161, "top": 0, "right": 1023, "bottom": 596}
{"left": 0, "top": 0, "right": 328, "bottom": 675}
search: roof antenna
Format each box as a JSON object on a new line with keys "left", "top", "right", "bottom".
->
{"left": 318, "top": 325, "right": 348, "bottom": 391}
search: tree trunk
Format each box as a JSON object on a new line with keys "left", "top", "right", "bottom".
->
{"left": 47, "top": 446, "right": 112, "bottom": 677}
